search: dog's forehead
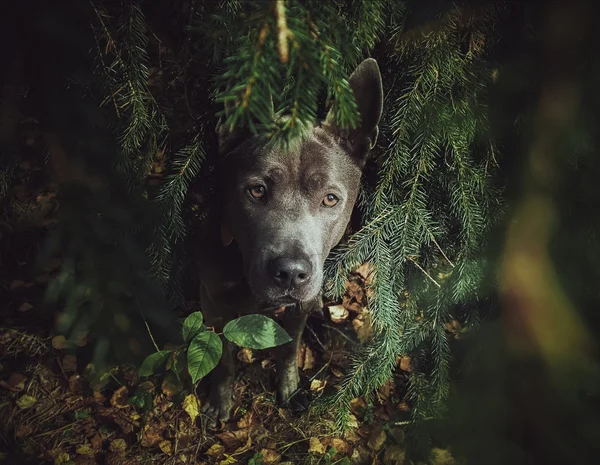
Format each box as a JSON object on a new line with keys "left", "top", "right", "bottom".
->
{"left": 250, "top": 129, "right": 354, "bottom": 179}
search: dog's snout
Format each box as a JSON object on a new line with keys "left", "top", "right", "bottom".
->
{"left": 269, "top": 257, "right": 312, "bottom": 290}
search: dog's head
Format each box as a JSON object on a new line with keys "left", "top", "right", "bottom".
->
{"left": 218, "top": 59, "right": 383, "bottom": 305}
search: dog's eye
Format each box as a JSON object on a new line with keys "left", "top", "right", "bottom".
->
{"left": 322, "top": 194, "right": 339, "bottom": 207}
{"left": 249, "top": 185, "right": 266, "bottom": 199}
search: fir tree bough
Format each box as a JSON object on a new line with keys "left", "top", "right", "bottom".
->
{"left": 321, "top": 2, "right": 503, "bottom": 426}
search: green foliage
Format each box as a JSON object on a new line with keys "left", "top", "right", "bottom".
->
{"left": 91, "top": 0, "right": 166, "bottom": 184}
{"left": 247, "top": 452, "right": 263, "bottom": 465}
{"left": 223, "top": 314, "right": 292, "bottom": 349}
{"left": 319, "top": 2, "right": 503, "bottom": 426}
{"left": 207, "top": 0, "right": 403, "bottom": 144}
{"left": 148, "top": 137, "right": 206, "bottom": 291}
{"left": 138, "top": 350, "right": 171, "bottom": 377}
{"left": 181, "top": 311, "right": 205, "bottom": 344}
{"left": 187, "top": 331, "right": 223, "bottom": 384}
{"left": 139, "top": 311, "right": 291, "bottom": 385}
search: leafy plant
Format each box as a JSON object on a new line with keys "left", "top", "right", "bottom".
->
{"left": 138, "top": 312, "right": 291, "bottom": 385}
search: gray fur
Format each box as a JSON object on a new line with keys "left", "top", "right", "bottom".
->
{"left": 198, "top": 58, "right": 383, "bottom": 427}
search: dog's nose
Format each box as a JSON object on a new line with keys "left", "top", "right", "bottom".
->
{"left": 269, "top": 257, "right": 312, "bottom": 290}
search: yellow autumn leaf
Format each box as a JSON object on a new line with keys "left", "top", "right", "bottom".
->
{"left": 16, "top": 394, "right": 37, "bottom": 409}
{"left": 183, "top": 393, "right": 201, "bottom": 422}
{"left": 207, "top": 443, "right": 225, "bottom": 458}
{"left": 159, "top": 440, "right": 173, "bottom": 456}
{"left": 109, "top": 439, "right": 127, "bottom": 452}
{"left": 308, "top": 437, "right": 325, "bottom": 455}
{"left": 75, "top": 444, "right": 95, "bottom": 456}
{"left": 218, "top": 455, "right": 237, "bottom": 465}
{"left": 54, "top": 453, "right": 70, "bottom": 465}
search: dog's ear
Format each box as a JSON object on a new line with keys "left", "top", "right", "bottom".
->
{"left": 323, "top": 58, "right": 383, "bottom": 165}
{"left": 217, "top": 95, "right": 275, "bottom": 154}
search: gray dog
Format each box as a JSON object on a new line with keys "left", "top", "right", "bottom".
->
{"left": 198, "top": 58, "right": 383, "bottom": 426}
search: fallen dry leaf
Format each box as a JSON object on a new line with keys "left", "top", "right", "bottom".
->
{"left": 297, "top": 343, "right": 315, "bottom": 371}
{"left": 342, "top": 294, "right": 363, "bottom": 313}
{"left": 218, "top": 455, "right": 237, "bottom": 465}
{"left": 237, "top": 347, "right": 255, "bottom": 364}
{"left": 232, "top": 435, "right": 253, "bottom": 456}
{"left": 159, "top": 440, "right": 173, "bottom": 456}
{"left": 322, "top": 437, "right": 352, "bottom": 456}
{"left": 352, "top": 312, "right": 373, "bottom": 343}
{"left": 445, "top": 320, "right": 462, "bottom": 335}
{"left": 383, "top": 445, "right": 406, "bottom": 465}
{"left": 141, "top": 421, "right": 164, "bottom": 448}
{"left": 260, "top": 449, "right": 281, "bottom": 464}
{"left": 350, "top": 398, "right": 366, "bottom": 416}
{"left": 431, "top": 447, "right": 458, "bottom": 465}
{"left": 344, "top": 430, "right": 361, "bottom": 443}
{"left": 367, "top": 426, "right": 386, "bottom": 451}
{"left": 109, "top": 439, "right": 127, "bottom": 453}
{"left": 17, "top": 394, "right": 37, "bottom": 409}
{"left": 308, "top": 437, "right": 325, "bottom": 455}
{"left": 183, "top": 393, "right": 201, "bottom": 422}
{"left": 261, "top": 359, "right": 274, "bottom": 370}
{"left": 110, "top": 386, "right": 129, "bottom": 409}
{"left": 237, "top": 411, "right": 255, "bottom": 429}
{"left": 206, "top": 443, "right": 225, "bottom": 459}
{"left": 330, "top": 367, "right": 344, "bottom": 378}
{"left": 328, "top": 305, "right": 349, "bottom": 324}
{"left": 378, "top": 380, "right": 394, "bottom": 400}
{"left": 18, "top": 302, "right": 33, "bottom": 312}
{"left": 399, "top": 356, "right": 412, "bottom": 372}
{"left": 397, "top": 401, "right": 410, "bottom": 412}
{"left": 309, "top": 379, "right": 327, "bottom": 392}
{"left": 54, "top": 452, "right": 71, "bottom": 465}
{"left": 346, "top": 280, "right": 364, "bottom": 298}
{"left": 216, "top": 429, "right": 249, "bottom": 450}
{"left": 75, "top": 445, "right": 95, "bottom": 456}
{"left": 52, "top": 335, "right": 71, "bottom": 350}
{"left": 15, "top": 423, "right": 35, "bottom": 438}
{"left": 1, "top": 373, "right": 27, "bottom": 392}
{"left": 90, "top": 433, "right": 103, "bottom": 450}
{"left": 347, "top": 414, "right": 359, "bottom": 429}
{"left": 354, "top": 262, "right": 375, "bottom": 284}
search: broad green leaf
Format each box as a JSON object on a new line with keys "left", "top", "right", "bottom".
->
{"left": 223, "top": 314, "right": 292, "bottom": 349}
{"left": 182, "top": 312, "right": 204, "bottom": 343}
{"left": 139, "top": 350, "right": 172, "bottom": 377}
{"left": 187, "top": 331, "right": 222, "bottom": 383}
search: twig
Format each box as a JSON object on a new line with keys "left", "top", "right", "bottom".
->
{"left": 142, "top": 316, "right": 160, "bottom": 352}
{"left": 274, "top": 0, "right": 290, "bottom": 63}
{"left": 408, "top": 257, "right": 441, "bottom": 288}
{"left": 305, "top": 323, "right": 326, "bottom": 351}
{"left": 395, "top": 416, "right": 434, "bottom": 426}
{"left": 429, "top": 233, "right": 454, "bottom": 268}
{"left": 322, "top": 324, "right": 358, "bottom": 346}
{"left": 34, "top": 421, "right": 80, "bottom": 438}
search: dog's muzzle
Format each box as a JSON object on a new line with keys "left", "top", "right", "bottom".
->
{"left": 268, "top": 257, "right": 312, "bottom": 294}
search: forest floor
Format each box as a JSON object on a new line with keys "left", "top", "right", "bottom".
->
{"left": 0, "top": 122, "right": 455, "bottom": 465}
